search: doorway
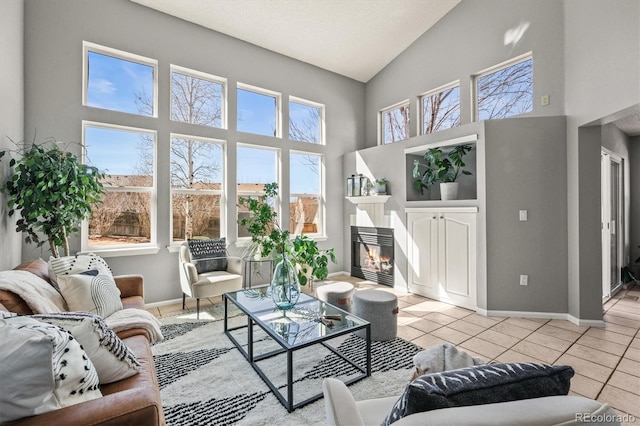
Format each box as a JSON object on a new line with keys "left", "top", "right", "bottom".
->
{"left": 601, "top": 148, "right": 624, "bottom": 301}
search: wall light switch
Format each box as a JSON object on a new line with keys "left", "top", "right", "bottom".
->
{"left": 519, "top": 210, "right": 528, "bottom": 221}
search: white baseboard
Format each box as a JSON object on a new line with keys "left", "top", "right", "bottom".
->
{"left": 476, "top": 308, "right": 606, "bottom": 328}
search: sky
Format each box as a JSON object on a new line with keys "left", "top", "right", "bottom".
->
{"left": 86, "top": 51, "right": 321, "bottom": 194}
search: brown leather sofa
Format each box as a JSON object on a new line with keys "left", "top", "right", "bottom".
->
{"left": 0, "top": 259, "right": 165, "bottom": 426}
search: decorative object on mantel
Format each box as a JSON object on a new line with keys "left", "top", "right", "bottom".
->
{"left": 375, "top": 177, "right": 389, "bottom": 195}
{"left": 412, "top": 144, "right": 473, "bottom": 200}
{"left": 0, "top": 137, "right": 105, "bottom": 257}
{"left": 347, "top": 175, "right": 355, "bottom": 197}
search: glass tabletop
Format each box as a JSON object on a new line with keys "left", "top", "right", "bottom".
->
{"left": 225, "top": 289, "right": 369, "bottom": 348}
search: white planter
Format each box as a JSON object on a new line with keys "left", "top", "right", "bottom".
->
{"left": 440, "top": 182, "right": 459, "bottom": 200}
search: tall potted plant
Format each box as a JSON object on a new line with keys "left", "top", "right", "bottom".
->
{"left": 0, "top": 139, "right": 105, "bottom": 257}
{"left": 412, "top": 144, "right": 473, "bottom": 200}
{"left": 291, "top": 235, "right": 336, "bottom": 287}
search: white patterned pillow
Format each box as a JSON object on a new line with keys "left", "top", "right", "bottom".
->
{"left": 57, "top": 274, "right": 123, "bottom": 318}
{"left": 48, "top": 254, "right": 113, "bottom": 287}
{"left": 33, "top": 312, "right": 141, "bottom": 384}
{"left": 0, "top": 315, "right": 102, "bottom": 423}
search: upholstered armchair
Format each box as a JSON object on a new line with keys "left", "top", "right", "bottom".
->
{"left": 178, "top": 241, "right": 243, "bottom": 318}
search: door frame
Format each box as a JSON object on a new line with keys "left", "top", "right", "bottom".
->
{"left": 601, "top": 148, "right": 624, "bottom": 301}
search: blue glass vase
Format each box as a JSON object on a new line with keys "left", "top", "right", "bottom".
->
{"left": 270, "top": 252, "right": 300, "bottom": 310}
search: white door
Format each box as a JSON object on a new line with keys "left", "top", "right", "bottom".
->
{"left": 407, "top": 209, "right": 477, "bottom": 310}
{"left": 601, "top": 150, "right": 624, "bottom": 300}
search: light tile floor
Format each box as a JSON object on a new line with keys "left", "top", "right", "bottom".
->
{"left": 148, "top": 276, "right": 640, "bottom": 425}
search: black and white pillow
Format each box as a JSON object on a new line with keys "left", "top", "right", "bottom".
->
{"left": 0, "top": 315, "right": 102, "bottom": 423}
{"left": 48, "top": 254, "right": 113, "bottom": 288}
{"left": 383, "top": 362, "right": 574, "bottom": 425}
{"left": 57, "top": 274, "right": 123, "bottom": 319}
{"left": 187, "top": 238, "right": 228, "bottom": 274}
{"left": 32, "top": 312, "right": 141, "bottom": 384}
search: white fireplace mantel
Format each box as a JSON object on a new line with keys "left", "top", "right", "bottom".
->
{"left": 346, "top": 195, "right": 391, "bottom": 228}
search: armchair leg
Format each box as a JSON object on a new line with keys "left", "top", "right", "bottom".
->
{"left": 182, "top": 293, "right": 186, "bottom": 310}
{"left": 197, "top": 298, "right": 200, "bottom": 319}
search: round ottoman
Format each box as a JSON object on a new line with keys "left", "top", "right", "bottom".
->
{"left": 352, "top": 289, "right": 398, "bottom": 341}
{"left": 315, "top": 281, "right": 355, "bottom": 312}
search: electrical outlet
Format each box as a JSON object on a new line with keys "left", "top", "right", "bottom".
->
{"left": 541, "top": 95, "right": 550, "bottom": 106}
{"left": 519, "top": 210, "right": 528, "bottom": 221}
{"left": 520, "top": 275, "right": 528, "bottom": 286}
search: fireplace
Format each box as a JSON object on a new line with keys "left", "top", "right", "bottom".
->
{"left": 351, "top": 226, "right": 394, "bottom": 286}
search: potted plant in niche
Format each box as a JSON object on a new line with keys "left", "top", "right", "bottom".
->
{"left": 0, "top": 139, "right": 105, "bottom": 257}
{"left": 412, "top": 144, "right": 473, "bottom": 200}
{"left": 375, "top": 177, "right": 389, "bottom": 195}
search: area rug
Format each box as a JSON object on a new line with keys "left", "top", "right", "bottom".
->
{"left": 152, "top": 303, "right": 422, "bottom": 425}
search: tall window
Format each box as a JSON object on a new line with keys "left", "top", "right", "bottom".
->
{"left": 290, "top": 152, "right": 323, "bottom": 236}
{"left": 237, "top": 84, "right": 280, "bottom": 137}
{"left": 170, "top": 65, "right": 226, "bottom": 128}
{"left": 475, "top": 53, "right": 533, "bottom": 121}
{"left": 237, "top": 144, "right": 279, "bottom": 238}
{"left": 83, "top": 42, "right": 157, "bottom": 117}
{"left": 170, "top": 135, "right": 224, "bottom": 242}
{"left": 83, "top": 122, "right": 156, "bottom": 249}
{"left": 380, "top": 101, "right": 410, "bottom": 144}
{"left": 421, "top": 83, "right": 460, "bottom": 134}
{"left": 289, "top": 97, "right": 323, "bottom": 144}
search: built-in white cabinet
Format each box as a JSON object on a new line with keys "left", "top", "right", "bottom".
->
{"left": 406, "top": 207, "right": 477, "bottom": 310}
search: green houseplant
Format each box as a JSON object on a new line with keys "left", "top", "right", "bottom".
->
{"left": 412, "top": 144, "right": 473, "bottom": 200}
{"left": 375, "top": 177, "right": 389, "bottom": 194}
{"left": 291, "top": 235, "right": 336, "bottom": 286}
{"left": 0, "top": 139, "right": 105, "bottom": 258}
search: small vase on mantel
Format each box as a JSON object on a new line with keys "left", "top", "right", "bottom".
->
{"left": 270, "top": 251, "right": 300, "bottom": 310}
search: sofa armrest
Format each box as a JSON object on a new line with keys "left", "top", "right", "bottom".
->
{"left": 227, "top": 257, "right": 242, "bottom": 275}
{"left": 4, "top": 387, "right": 164, "bottom": 426}
{"left": 183, "top": 263, "right": 199, "bottom": 284}
{"left": 114, "top": 275, "right": 144, "bottom": 299}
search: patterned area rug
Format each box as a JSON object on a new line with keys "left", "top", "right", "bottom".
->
{"left": 152, "top": 304, "right": 421, "bottom": 425}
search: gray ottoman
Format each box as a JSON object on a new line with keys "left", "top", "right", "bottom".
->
{"left": 315, "top": 281, "right": 355, "bottom": 312}
{"left": 352, "top": 289, "right": 398, "bottom": 341}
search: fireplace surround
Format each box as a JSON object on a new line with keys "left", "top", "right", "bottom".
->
{"left": 351, "top": 226, "right": 394, "bottom": 286}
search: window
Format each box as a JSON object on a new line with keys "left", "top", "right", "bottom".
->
{"left": 171, "top": 65, "right": 226, "bottom": 128}
{"left": 83, "top": 122, "right": 156, "bottom": 249}
{"left": 290, "top": 152, "right": 323, "bottom": 236}
{"left": 237, "top": 144, "right": 279, "bottom": 238}
{"left": 83, "top": 42, "right": 157, "bottom": 117}
{"left": 475, "top": 53, "right": 533, "bottom": 121}
{"left": 289, "top": 97, "right": 323, "bottom": 144}
{"left": 237, "top": 84, "right": 280, "bottom": 137}
{"left": 380, "top": 101, "right": 410, "bottom": 144}
{"left": 421, "top": 83, "right": 460, "bottom": 134}
{"left": 170, "top": 135, "right": 224, "bottom": 242}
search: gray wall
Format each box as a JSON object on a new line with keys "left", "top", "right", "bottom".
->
{"left": 630, "top": 135, "right": 640, "bottom": 271}
{"left": 22, "top": 0, "right": 364, "bottom": 303}
{"left": 0, "top": 0, "right": 24, "bottom": 270}
{"left": 564, "top": 0, "right": 640, "bottom": 320}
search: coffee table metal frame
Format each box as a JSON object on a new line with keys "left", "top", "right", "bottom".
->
{"left": 224, "top": 290, "right": 371, "bottom": 412}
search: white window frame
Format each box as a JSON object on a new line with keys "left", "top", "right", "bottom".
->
{"left": 289, "top": 150, "right": 325, "bottom": 238}
{"left": 472, "top": 52, "right": 533, "bottom": 122}
{"left": 237, "top": 83, "right": 282, "bottom": 138}
{"left": 236, "top": 143, "right": 281, "bottom": 244}
{"left": 419, "top": 81, "right": 461, "bottom": 135}
{"left": 81, "top": 121, "right": 159, "bottom": 256}
{"left": 288, "top": 96, "right": 325, "bottom": 145}
{"left": 82, "top": 41, "right": 158, "bottom": 118}
{"left": 170, "top": 65, "right": 228, "bottom": 129}
{"left": 379, "top": 99, "right": 410, "bottom": 145}
{"left": 169, "top": 134, "right": 226, "bottom": 247}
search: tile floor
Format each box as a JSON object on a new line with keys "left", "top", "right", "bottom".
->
{"left": 148, "top": 276, "right": 640, "bottom": 425}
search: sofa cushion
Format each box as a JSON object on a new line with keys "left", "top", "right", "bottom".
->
{"left": 382, "top": 362, "right": 574, "bottom": 425}
{"left": 0, "top": 314, "right": 102, "bottom": 424}
{"left": 48, "top": 254, "right": 113, "bottom": 288}
{"left": 187, "top": 238, "right": 228, "bottom": 274}
{"left": 57, "top": 274, "right": 123, "bottom": 318}
{"left": 32, "top": 311, "right": 141, "bottom": 384}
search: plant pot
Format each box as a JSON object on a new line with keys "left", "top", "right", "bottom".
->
{"left": 440, "top": 182, "right": 459, "bottom": 200}
{"left": 375, "top": 183, "right": 387, "bottom": 194}
{"left": 270, "top": 252, "right": 300, "bottom": 310}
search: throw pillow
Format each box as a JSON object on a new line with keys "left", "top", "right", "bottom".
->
{"left": 48, "top": 254, "right": 113, "bottom": 288}
{"left": 383, "top": 362, "right": 574, "bottom": 425}
{"left": 187, "top": 238, "right": 228, "bottom": 274}
{"left": 32, "top": 311, "right": 141, "bottom": 384}
{"left": 57, "top": 274, "right": 123, "bottom": 318}
{"left": 0, "top": 315, "right": 102, "bottom": 423}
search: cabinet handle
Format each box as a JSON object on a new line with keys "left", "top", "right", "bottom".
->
{"left": 440, "top": 215, "right": 444, "bottom": 219}
{"left": 433, "top": 216, "right": 437, "bottom": 219}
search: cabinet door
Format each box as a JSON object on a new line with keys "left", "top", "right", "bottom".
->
{"left": 407, "top": 212, "right": 439, "bottom": 296}
{"left": 439, "top": 212, "right": 477, "bottom": 310}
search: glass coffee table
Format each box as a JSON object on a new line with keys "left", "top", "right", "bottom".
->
{"left": 224, "top": 289, "right": 371, "bottom": 412}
